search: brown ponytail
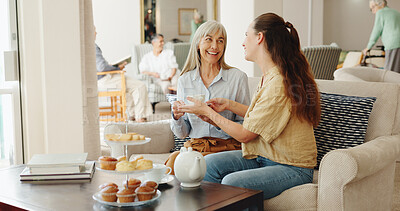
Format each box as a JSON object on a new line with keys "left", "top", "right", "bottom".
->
{"left": 253, "top": 13, "right": 321, "bottom": 127}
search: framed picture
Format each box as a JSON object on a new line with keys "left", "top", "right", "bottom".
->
{"left": 178, "top": 8, "right": 196, "bottom": 35}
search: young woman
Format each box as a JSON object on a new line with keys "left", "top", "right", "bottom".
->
{"left": 178, "top": 13, "right": 321, "bottom": 199}
{"left": 165, "top": 20, "right": 250, "bottom": 174}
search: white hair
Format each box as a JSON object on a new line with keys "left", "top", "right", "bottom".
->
{"left": 180, "top": 20, "right": 233, "bottom": 75}
{"left": 370, "top": 0, "right": 387, "bottom": 6}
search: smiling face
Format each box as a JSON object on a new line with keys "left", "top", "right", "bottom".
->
{"left": 198, "top": 31, "right": 225, "bottom": 66}
{"left": 242, "top": 22, "right": 259, "bottom": 62}
{"left": 152, "top": 35, "right": 165, "bottom": 52}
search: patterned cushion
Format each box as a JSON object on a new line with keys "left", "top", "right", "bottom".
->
{"left": 170, "top": 135, "right": 191, "bottom": 152}
{"left": 314, "top": 93, "right": 376, "bottom": 169}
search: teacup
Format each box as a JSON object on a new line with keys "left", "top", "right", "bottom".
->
{"left": 144, "top": 164, "right": 172, "bottom": 183}
{"left": 186, "top": 94, "right": 205, "bottom": 105}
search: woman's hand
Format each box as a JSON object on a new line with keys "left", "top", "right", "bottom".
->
{"left": 178, "top": 97, "right": 213, "bottom": 116}
{"left": 172, "top": 100, "right": 185, "bottom": 120}
{"left": 206, "top": 98, "right": 231, "bottom": 113}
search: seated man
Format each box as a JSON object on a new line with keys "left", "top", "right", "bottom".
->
{"left": 96, "top": 31, "right": 152, "bottom": 122}
{"left": 139, "top": 34, "right": 179, "bottom": 94}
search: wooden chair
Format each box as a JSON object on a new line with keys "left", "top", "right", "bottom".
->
{"left": 97, "top": 70, "right": 127, "bottom": 122}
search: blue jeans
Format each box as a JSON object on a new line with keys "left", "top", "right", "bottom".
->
{"left": 203, "top": 150, "right": 314, "bottom": 199}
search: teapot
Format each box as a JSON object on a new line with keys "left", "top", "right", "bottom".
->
{"left": 174, "top": 147, "right": 206, "bottom": 187}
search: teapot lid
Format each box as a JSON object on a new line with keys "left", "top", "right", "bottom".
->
{"left": 179, "top": 147, "right": 194, "bottom": 152}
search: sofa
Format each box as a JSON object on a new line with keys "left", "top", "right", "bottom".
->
{"left": 105, "top": 77, "right": 400, "bottom": 210}
{"left": 130, "top": 42, "right": 190, "bottom": 112}
{"left": 334, "top": 66, "right": 400, "bottom": 83}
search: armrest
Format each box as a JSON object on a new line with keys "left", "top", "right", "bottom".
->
{"left": 317, "top": 134, "right": 400, "bottom": 209}
{"left": 104, "top": 120, "right": 174, "bottom": 154}
{"left": 97, "top": 70, "right": 125, "bottom": 76}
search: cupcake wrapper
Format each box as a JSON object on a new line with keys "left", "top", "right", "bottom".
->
{"left": 99, "top": 160, "right": 118, "bottom": 164}
{"left": 101, "top": 192, "right": 117, "bottom": 196}
{"left": 117, "top": 194, "right": 136, "bottom": 197}
{"left": 136, "top": 190, "right": 156, "bottom": 195}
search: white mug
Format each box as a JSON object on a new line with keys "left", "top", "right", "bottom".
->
{"left": 144, "top": 164, "right": 172, "bottom": 183}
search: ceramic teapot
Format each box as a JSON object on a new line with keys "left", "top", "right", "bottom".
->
{"left": 174, "top": 147, "right": 206, "bottom": 187}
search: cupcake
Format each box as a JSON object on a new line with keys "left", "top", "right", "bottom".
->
{"left": 100, "top": 186, "right": 118, "bottom": 202}
{"left": 117, "top": 188, "right": 136, "bottom": 203}
{"left": 99, "top": 156, "right": 118, "bottom": 170}
{"left": 141, "top": 181, "right": 158, "bottom": 197}
{"left": 135, "top": 186, "right": 155, "bottom": 201}
{"left": 141, "top": 181, "right": 158, "bottom": 189}
{"left": 98, "top": 182, "right": 118, "bottom": 191}
{"left": 123, "top": 178, "right": 141, "bottom": 191}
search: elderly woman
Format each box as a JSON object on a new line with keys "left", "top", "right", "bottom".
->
{"left": 363, "top": 0, "right": 400, "bottom": 73}
{"left": 165, "top": 20, "right": 250, "bottom": 174}
{"left": 178, "top": 13, "right": 321, "bottom": 200}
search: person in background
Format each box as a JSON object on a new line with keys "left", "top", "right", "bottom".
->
{"left": 165, "top": 20, "right": 250, "bottom": 174}
{"left": 178, "top": 13, "right": 320, "bottom": 200}
{"left": 139, "top": 34, "right": 179, "bottom": 94}
{"left": 190, "top": 11, "right": 205, "bottom": 42}
{"left": 363, "top": 0, "right": 400, "bottom": 73}
{"left": 96, "top": 30, "right": 152, "bottom": 122}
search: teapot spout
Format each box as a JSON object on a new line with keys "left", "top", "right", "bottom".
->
{"left": 189, "top": 156, "right": 202, "bottom": 181}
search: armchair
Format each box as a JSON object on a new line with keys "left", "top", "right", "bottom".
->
{"left": 302, "top": 43, "right": 342, "bottom": 80}
{"left": 131, "top": 42, "right": 174, "bottom": 112}
{"left": 130, "top": 42, "right": 191, "bottom": 112}
{"left": 334, "top": 66, "right": 400, "bottom": 83}
{"left": 97, "top": 70, "right": 127, "bottom": 122}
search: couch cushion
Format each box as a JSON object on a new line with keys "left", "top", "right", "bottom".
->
{"left": 314, "top": 93, "right": 376, "bottom": 169}
{"left": 171, "top": 136, "right": 191, "bottom": 152}
{"left": 264, "top": 183, "right": 317, "bottom": 210}
{"left": 103, "top": 120, "right": 174, "bottom": 155}
{"left": 316, "top": 80, "right": 399, "bottom": 141}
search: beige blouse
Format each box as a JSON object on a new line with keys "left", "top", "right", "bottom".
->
{"left": 242, "top": 66, "right": 317, "bottom": 169}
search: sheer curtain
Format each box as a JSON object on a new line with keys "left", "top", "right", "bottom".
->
{"left": 79, "top": 0, "right": 100, "bottom": 160}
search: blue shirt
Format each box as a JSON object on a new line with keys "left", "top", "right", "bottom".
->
{"left": 171, "top": 67, "right": 250, "bottom": 139}
{"left": 95, "top": 44, "right": 118, "bottom": 80}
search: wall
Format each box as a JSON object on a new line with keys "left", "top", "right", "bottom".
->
{"left": 324, "top": 0, "right": 400, "bottom": 51}
{"left": 220, "top": 0, "right": 256, "bottom": 77}
{"left": 156, "top": 0, "right": 207, "bottom": 42}
{"left": 92, "top": 0, "right": 141, "bottom": 74}
{"left": 283, "top": 0, "right": 323, "bottom": 47}
{"left": 220, "top": 0, "right": 323, "bottom": 77}
{"left": 18, "top": 0, "right": 99, "bottom": 160}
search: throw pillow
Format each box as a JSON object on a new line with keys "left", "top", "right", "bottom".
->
{"left": 314, "top": 93, "right": 376, "bottom": 169}
{"left": 170, "top": 135, "right": 191, "bottom": 152}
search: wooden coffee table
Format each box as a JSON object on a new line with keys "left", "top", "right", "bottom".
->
{"left": 0, "top": 165, "right": 263, "bottom": 210}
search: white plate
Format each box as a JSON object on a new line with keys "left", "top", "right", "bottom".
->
{"left": 95, "top": 162, "right": 154, "bottom": 174}
{"left": 93, "top": 190, "right": 161, "bottom": 207}
{"left": 138, "top": 174, "right": 174, "bottom": 184}
{"left": 104, "top": 137, "right": 151, "bottom": 146}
